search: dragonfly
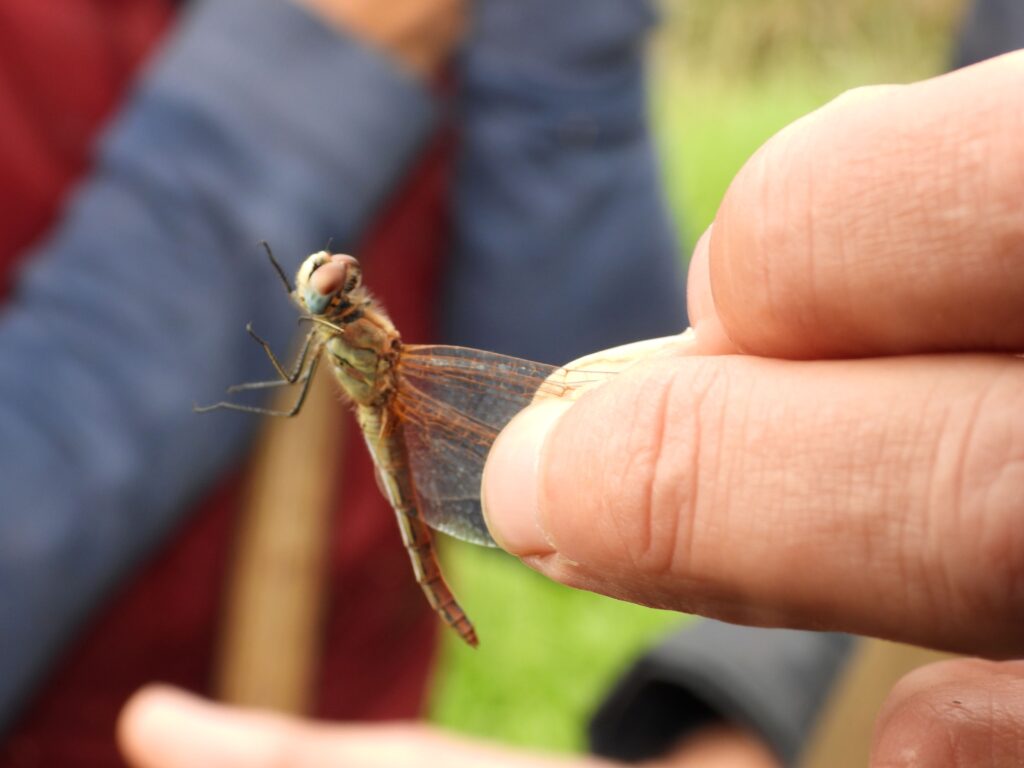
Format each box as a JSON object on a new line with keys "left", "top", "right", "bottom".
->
{"left": 196, "top": 246, "right": 613, "bottom": 646}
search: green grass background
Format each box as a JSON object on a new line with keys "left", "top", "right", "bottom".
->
{"left": 429, "top": 0, "right": 964, "bottom": 753}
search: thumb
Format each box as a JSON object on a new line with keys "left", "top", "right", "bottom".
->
{"left": 483, "top": 354, "right": 728, "bottom": 613}
{"left": 481, "top": 349, "right": 1024, "bottom": 655}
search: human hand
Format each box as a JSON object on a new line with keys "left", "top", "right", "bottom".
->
{"left": 291, "top": 0, "right": 466, "bottom": 78}
{"left": 482, "top": 52, "right": 1024, "bottom": 762}
{"left": 117, "top": 686, "right": 779, "bottom": 768}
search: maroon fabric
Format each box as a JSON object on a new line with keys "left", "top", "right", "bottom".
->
{"left": 0, "top": 3, "right": 444, "bottom": 765}
{"left": 0, "top": 475, "right": 240, "bottom": 767}
{"left": 0, "top": 1, "right": 174, "bottom": 296}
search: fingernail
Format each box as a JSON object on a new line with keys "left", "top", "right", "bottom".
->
{"left": 482, "top": 399, "right": 570, "bottom": 556}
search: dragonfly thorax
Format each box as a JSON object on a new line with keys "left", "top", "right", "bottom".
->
{"left": 290, "top": 251, "right": 399, "bottom": 409}
{"left": 321, "top": 316, "right": 399, "bottom": 409}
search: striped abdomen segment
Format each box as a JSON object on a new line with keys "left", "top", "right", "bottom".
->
{"left": 358, "top": 407, "right": 478, "bottom": 647}
{"left": 393, "top": 507, "right": 478, "bottom": 647}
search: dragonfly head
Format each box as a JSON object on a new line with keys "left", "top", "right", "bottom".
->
{"left": 294, "top": 251, "right": 363, "bottom": 317}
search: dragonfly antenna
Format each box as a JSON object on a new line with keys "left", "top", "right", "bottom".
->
{"left": 260, "top": 241, "right": 294, "bottom": 293}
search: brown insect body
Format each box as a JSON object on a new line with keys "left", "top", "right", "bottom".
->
{"left": 199, "top": 248, "right": 609, "bottom": 646}
{"left": 299, "top": 253, "right": 478, "bottom": 646}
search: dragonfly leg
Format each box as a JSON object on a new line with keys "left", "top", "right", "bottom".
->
{"left": 194, "top": 356, "right": 320, "bottom": 417}
{"left": 298, "top": 315, "right": 345, "bottom": 335}
{"left": 225, "top": 378, "right": 294, "bottom": 392}
{"left": 241, "top": 325, "right": 316, "bottom": 386}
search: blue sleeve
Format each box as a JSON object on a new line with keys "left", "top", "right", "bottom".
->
{"left": 441, "top": 0, "right": 687, "bottom": 364}
{"left": 590, "top": 622, "right": 855, "bottom": 765}
{"left": 952, "top": 0, "right": 1024, "bottom": 68}
{"left": 0, "top": 0, "right": 435, "bottom": 730}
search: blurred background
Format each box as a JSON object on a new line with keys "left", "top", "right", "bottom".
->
{"left": 1, "top": 0, "right": 1004, "bottom": 765}
{"left": 431, "top": 0, "right": 965, "bottom": 752}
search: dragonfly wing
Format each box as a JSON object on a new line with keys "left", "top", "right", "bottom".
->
{"left": 402, "top": 422, "right": 495, "bottom": 546}
{"left": 395, "top": 346, "right": 570, "bottom": 547}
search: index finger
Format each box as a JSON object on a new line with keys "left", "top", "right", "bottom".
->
{"left": 706, "top": 52, "right": 1024, "bottom": 359}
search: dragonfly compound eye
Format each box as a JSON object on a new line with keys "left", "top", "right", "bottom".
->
{"left": 304, "top": 255, "right": 363, "bottom": 315}
{"left": 308, "top": 260, "right": 347, "bottom": 296}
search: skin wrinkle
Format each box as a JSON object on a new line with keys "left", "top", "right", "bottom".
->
{"left": 607, "top": 359, "right": 710, "bottom": 579}
{"left": 707, "top": 363, "right": 806, "bottom": 615}
{"left": 597, "top": 379, "right": 654, "bottom": 574}
{"left": 713, "top": 362, "right": 801, "bottom": 615}
{"left": 786, "top": 368, "right": 865, "bottom": 610}
{"left": 925, "top": 389, "right": 960, "bottom": 638}
{"left": 858, "top": 392, "right": 910, "bottom": 609}
{"left": 538, "top": 363, "right": 666, "bottom": 575}
{"left": 678, "top": 355, "right": 733, "bottom": 592}
{"left": 914, "top": 81, "right": 1018, "bottom": 345}
{"left": 752, "top": 380, "right": 812, "bottom": 600}
{"left": 528, "top": 355, "right": 1022, "bottom": 650}
{"left": 844, "top": 99, "right": 940, "bottom": 352}
{"left": 733, "top": 363, "right": 843, "bottom": 618}
{"left": 938, "top": 366, "right": 988, "bottom": 634}
{"left": 642, "top": 365, "right": 683, "bottom": 579}
{"left": 891, "top": 368, "right": 951, "bottom": 642}
{"left": 939, "top": 119, "right": 990, "bottom": 348}
{"left": 614, "top": 370, "right": 665, "bottom": 573}
{"left": 970, "top": 365, "right": 1024, "bottom": 640}
{"left": 663, "top": 358, "right": 723, "bottom": 587}
{"left": 911, "top": 372, "right": 969, "bottom": 644}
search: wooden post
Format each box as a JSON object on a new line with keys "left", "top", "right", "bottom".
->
{"left": 214, "top": 360, "right": 342, "bottom": 713}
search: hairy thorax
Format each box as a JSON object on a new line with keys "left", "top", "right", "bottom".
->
{"left": 321, "top": 307, "right": 400, "bottom": 409}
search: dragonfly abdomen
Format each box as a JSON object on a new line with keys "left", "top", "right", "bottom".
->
{"left": 358, "top": 406, "right": 479, "bottom": 647}
{"left": 394, "top": 510, "right": 478, "bottom": 647}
